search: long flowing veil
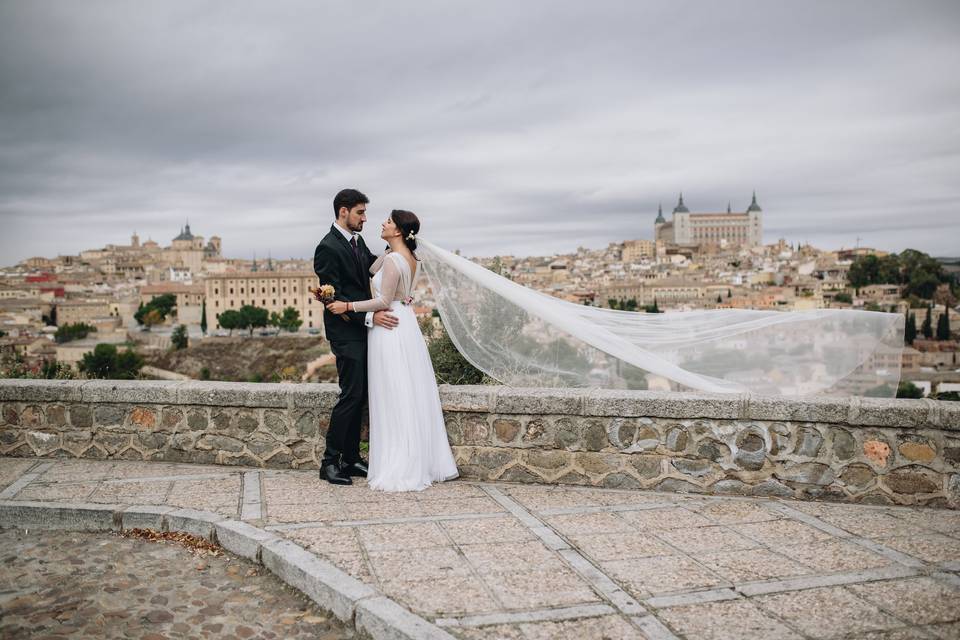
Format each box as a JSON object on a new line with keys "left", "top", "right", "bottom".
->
{"left": 418, "top": 240, "right": 904, "bottom": 397}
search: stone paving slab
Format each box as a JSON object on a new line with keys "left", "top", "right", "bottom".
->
{"left": 2, "top": 456, "right": 959, "bottom": 640}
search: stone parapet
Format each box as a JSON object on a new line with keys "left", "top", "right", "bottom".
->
{"left": 1, "top": 380, "right": 958, "bottom": 508}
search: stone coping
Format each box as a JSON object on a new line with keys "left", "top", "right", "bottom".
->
{"left": 1, "top": 379, "right": 957, "bottom": 430}
{"left": 0, "top": 499, "right": 454, "bottom": 640}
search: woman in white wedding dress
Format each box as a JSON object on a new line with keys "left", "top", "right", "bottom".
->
{"left": 325, "top": 210, "right": 459, "bottom": 492}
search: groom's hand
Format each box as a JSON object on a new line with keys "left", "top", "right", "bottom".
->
{"left": 373, "top": 310, "right": 399, "bottom": 330}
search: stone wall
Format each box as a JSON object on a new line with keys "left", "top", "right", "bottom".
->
{"left": 1, "top": 380, "right": 958, "bottom": 508}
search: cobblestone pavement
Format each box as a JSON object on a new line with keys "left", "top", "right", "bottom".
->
{"left": 0, "top": 528, "right": 355, "bottom": 639}
{"left": 2, "top": 457, "right": 960, "bottom": 639}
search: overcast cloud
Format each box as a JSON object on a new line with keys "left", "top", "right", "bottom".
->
{"left": 1, "top": 0, "right": 958, "bottom": 263}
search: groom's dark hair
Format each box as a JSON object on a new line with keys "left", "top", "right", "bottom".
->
{"left": 333, "top": 188, "right": 369, "bottom": 218}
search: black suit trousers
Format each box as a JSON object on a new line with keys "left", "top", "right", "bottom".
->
{"left": 324, "top": 339, "right": 366, "bottom": 466}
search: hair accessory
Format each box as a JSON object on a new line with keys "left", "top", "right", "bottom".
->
{"left": 406, "top": 231, "right": 417, "bottom": 240}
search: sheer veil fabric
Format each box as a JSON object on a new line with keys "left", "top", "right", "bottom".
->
{"left": 418, "top": 240, "right": 904, "bottom": 397}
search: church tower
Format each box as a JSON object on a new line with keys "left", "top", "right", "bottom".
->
{"left": 746, "top": 191, "right": 763, "bottom": 245}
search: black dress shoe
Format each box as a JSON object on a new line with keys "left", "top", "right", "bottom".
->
{"left": 320, "top": 463, "right": 352, "bottom": 485}
{"left": 341, "top": 461, "right": 368, "bottom": 478}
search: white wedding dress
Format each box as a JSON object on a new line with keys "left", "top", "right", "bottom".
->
{"left": 352, "top": 252, "right": 460, "bottom": 491}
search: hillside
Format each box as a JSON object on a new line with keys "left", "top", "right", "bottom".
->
{"left": 145, "top": 336, "right": 335, "bottom": 382}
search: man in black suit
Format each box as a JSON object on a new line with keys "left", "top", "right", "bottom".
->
{"left": 313, "top": 188, "right": 398, "bottom": 485}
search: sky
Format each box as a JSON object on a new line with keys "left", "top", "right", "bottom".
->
{"left": 1, "top": 1, "right": 958, "bottom": 264}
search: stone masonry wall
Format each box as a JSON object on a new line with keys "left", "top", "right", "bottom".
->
{"left": 1, "top": 380, "right": 959, "bottom": 508}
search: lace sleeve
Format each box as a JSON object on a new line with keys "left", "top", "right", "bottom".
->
{"left": 369, "top": 253, "right": 386, "bottom": 275}
{"left": 352, "top": 256, "right": 401, "bottom": 312}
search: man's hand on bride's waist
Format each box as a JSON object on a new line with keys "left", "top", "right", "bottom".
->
{"left": 373, "top": 309, "right": 399, "bottom": 329}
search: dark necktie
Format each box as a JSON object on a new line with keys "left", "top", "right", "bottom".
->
{"left": 349, "top": 236, "right": 362, "bottom": 270}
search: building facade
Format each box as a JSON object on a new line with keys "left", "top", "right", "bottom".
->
{"left": 204, "top": 271, "right": 322, "bottom": 332}
{"left": 621, "top": 239, "right": 655, "bottom": 263}
{"left": 656, "top": 193, "right": 763, "bottom": 249}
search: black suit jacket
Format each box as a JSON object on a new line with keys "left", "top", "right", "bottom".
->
{"left": 313, "top": 225, "right": 377, "bottom": 343}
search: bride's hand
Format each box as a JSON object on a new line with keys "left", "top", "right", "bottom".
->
{"left": 326, "top": 301, "right": 350, "bottom": 314}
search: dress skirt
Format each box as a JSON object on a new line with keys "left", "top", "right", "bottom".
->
{"left": 366, "top": 301, "right": 460, "bottom": 492}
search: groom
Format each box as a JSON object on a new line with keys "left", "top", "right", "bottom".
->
{"left": 313, "top": 188, "right": 398, "bottom": 485}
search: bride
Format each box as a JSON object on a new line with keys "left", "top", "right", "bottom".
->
{"left": 325, "top": 210, "right": 459, "bottom": 492}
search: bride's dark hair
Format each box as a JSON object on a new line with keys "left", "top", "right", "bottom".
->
{"left": 391, "top": 209, "right": 420, "bottom": 254}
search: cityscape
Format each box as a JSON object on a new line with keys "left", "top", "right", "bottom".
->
{"left": 1, "top": 192, "right": 957, "bottom": 397}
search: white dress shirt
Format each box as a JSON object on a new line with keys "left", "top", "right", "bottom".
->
{"left": 332, "top": 222, "right": 374, "bottom": 328}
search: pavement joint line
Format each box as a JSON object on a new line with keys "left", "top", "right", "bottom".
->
{"left": 432, "top": 509, "right": 509, "bottom": 613}
{"left": 480, "top": 485, "right": 650, "bottom": 618}
{"left": 0, "top": 498, "right": 455, "bottom": 640}
{"left": 0, "top": 461, "right": 55, "bottom": 500}
{"left": 765, "top": 502, "right": 853, "bottom": 538}
{"left": 478, "top": 485, "right": 543, "bottom": 529}
{"left": 241, "top": 471, "right": 263, "bottom": 521}
{"left": 930, "top": 571, "right": 960, "bottom": 589}
{"left": 529, "top": 525, "right": 569, "bottom": 551}
{"left": 434, "top": 603, "right": 617, "bottom": 628}
{"left": 264, "top": 512, "right": 507, "bottom": 530}
{"left": 557, "top": 548, "right": 647, "bottom": 615}
{"left": 735, "top": 564, "right": 920, "bottom": 597}
{"left": 631, "top": 614, "right": 681, "bottom": 640}
{"left": 768, "top": 501, "right": 935, "bottom": 571}
{"left": 848, "top": 536, "right": 929, "bottom": 569}
{"left": 536, "top": 502, "right": 677, "bottom": 516}
{"left": 643, "top": 588, "right": 742, "bottom": 609}
{"left": 36, "top": 472, "right": 237, "bottom": 486}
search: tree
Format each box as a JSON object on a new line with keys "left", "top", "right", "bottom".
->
{"left": 623, "top": 298, "right": 638, "bottom": 312}
{"left": 200, "top": 299, "right": 207, "bottom": 334}
{"left": 908, "top": 270, "right": 941, "bottom": 301}
{"left": 272, "top": 307, "right": 303, "bottom": 333}
{"left": 116, "top": 348, "right": 145, "bottom": 378}
{"left": 921, "top": 304, "right": 933, "bottom": 339}
{"left": 171, "top": 325, "right": 188, "bottom": 350}
{"left": 905, "top": 312, "right": 917, "bottom": 345}
{"left": 847, "top": 254, "right": 879, "bottom": 290}
{"left": 876, "top": 254, "right": 902, "bottom": 285}
{"left": 896, "top": 381, "right": 924, "bottom": 399}
{"left": 39, "top": 359, "right": 74, "bottom": 379}
{"left": 54, "top": 322, "right": 96, "bottom": 344}
{"left": 716, "top": 294, "right": 722, "bottom": 304}
{"left": 419, "top": 317, "right": 484, "bottom": 385}
{"left": 149, "top": 293, "right": 178, "bottom": 318}
{"left": 135, "top": 293, "right": 177, "bottom": 326}
{"left": 239, "top": 305, "right": 269, "bottom": 336}
{"left": 218, "top": 310, "right": 242, "bottom": 335}
{"left": 727, "top": 289, "right": 731, "bottom": 298}
{"left": 78, "top": 344, "right": 144, "bottom": 379}
{"left": 936, "top": 304, "right": 951, "bottom": 340}
{"left": 846, "top": 249, "right": 953, "bottom": 300}
{"left": 141, "top": 308, "right": 164, "bottom": 331}
{"left": 607, "top": 298, "right": 618, "bottom": 310}
{"left": 833, "top": 292, "right": 852, "bottom": 304}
